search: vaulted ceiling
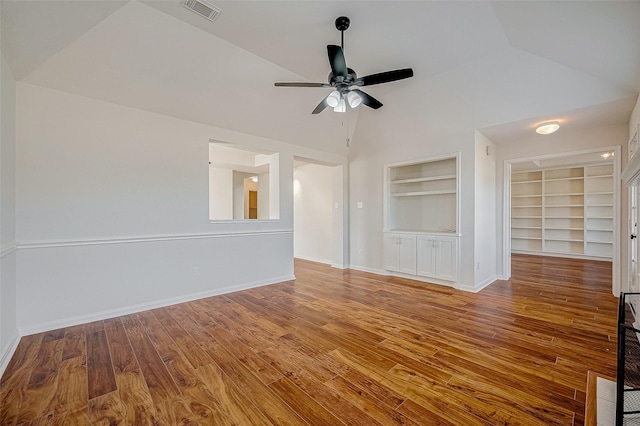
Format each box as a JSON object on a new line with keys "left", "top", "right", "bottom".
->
{"left": 1, "top": 0, "right": 639, "bottom": 153}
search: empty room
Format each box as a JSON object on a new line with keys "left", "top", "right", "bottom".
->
{"left": 1, "top": 1, "right": 640, "bottom": 425}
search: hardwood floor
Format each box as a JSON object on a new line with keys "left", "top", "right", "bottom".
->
{"left": 0, "top": 254, "right": 617, "bottom": 425}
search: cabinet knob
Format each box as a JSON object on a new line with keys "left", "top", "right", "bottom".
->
{"left": 631, "top": 234, "right": 637, "bottom": 240}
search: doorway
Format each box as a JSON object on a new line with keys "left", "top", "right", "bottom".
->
{"left": 293, "top": 157, "right": 347, "bottom": 268}
{"left": 503, "top": 147, "right": 621, "bottom": 294}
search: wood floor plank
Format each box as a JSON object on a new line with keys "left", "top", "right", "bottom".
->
{"left": 103, "top": 317, "right": 156, "bottom": 425}
{"left": 0, "top": 334, "right": 44, "bottom": 426}
{"left": 200, "top": 337, "right": 308, "bottom": 425}
{"left": 195, "top": 362, "right": 273, "bottom": 425}
{"left": 87, "top": 390, "right": 124, "bottom": 425}
{"left": 53, "top": 356, "right": 88, "bottom": 426}
{"left": 0, "top": 254, "right": 617, "bottom": 425}
{"left": 86, "top": 325, "right": 117, "bottom": 400}
{"left": 113, "top": 371, "right": 156, "bottom": 426}
{"left": 268, "top": 376, "right": 346, "bottom": 425}
{"left": 61, "top": 325, "right": 86, "bottom": 362}
{"left": 17, "top": 339, "right": 64, "bottom": 423}
{"left": 120, "top": 314, "right": 180, "bottom": 402}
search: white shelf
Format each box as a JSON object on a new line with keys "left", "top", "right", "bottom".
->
{"left": 512, "top": 236, "right": 542, "bottom": 240}
{"left": 545, "top": 177, "right": 584, "bottom": 182}
{"left": 544, "top": 192, "right": 584, "bottom": 197}
{"left": 392, "top": 174, "right": 456, "bottom": 184}
{"left": 545, "top": 227, "right": 583, "bottom": 230}
{"left": 392, "top": 189, "right": 456, "bottom": 197}
{"left": 512, "top": 179, "right": 542, "bottom": 184}
{"left": 512, "top": 205, "right": 542, "bottom": 208}
{"left": 546, "top": 216, "right": 584, "bottom": 219}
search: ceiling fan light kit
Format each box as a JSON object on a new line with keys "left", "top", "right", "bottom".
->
{"left": 326, "top": 90, "right": 341, "bottom": 108}
{"left": 275, "top": 16, "right": 414, "bottom": 114}
{"left": 347, "top": 91, "right": 362, "bottom": 108}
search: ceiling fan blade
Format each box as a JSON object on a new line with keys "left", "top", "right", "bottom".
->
{"left": 275, "top": 82, "right": 329, "bottom": 88}
{"left": 357, "top": 68, "right": 414, "bottom": 86}
{"left": 311, "top": 94, "right": 331, "bottom": 114}
{"left": 352, "top": 89, "right": 383, "bottom": 109}
{"left": 327, "top": 45, "right": 348, "bottom": 79}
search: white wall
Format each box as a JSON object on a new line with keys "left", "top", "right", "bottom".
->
{"left": 257, "top": 172, "right": 270, "bottom": 220}
{"left": 293, "top": 164, "right": 333, "bottom": 264}
{"left": 0, "top": 51, "right": 19, "bottom": 371}
{"left": 15, "top": 83, "right": 346, "bottom": 333}
{"left": 494, "top": 123, "right": 628, "bottom": 288}
{"left": 209, "top": 167, "right": 233, "bottom": 220}
{"left": 474, "top": 132, "right": 497, "bottom": 290}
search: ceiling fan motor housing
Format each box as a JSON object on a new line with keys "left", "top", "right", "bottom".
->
{"left": 335, "top": 16, "right": 350, "bottom": 32}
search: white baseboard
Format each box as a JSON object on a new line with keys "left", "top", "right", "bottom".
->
{"left": 469, "top": 274, "right": 499, "bottom": 293}
{"left": 347, "top": 264, "right": 388, "bottom": 275}
{"left": 18, "top": 274, "right": 295, "bottom": 336}
{"left": 294, "top": 255, "right": 332, "bottom": 265}
{"left": 0, "top": 332, "right": 20, "bottom": 378}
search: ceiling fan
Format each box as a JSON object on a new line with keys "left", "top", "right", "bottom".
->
{"left": 274, "top": 16, "right": 414, "bottom": 114}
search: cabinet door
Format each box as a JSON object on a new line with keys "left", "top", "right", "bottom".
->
{"left": 435, "top": 237, "right": 458, "bottom": 281}
{"left": 398, "top": 235, "right": 416, "bottom": 275}
{"left": 416, "top": 237, "right": 436, "bottom": 278}
{"left": 383, "top": 234, "right": 400, "bottom": 272}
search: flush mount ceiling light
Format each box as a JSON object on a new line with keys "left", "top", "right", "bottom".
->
{"left": 535, "top": 121, "right": 560, "bottom": 135}
{"left": 601, "top": 151, "right": 615, "bottom": 159}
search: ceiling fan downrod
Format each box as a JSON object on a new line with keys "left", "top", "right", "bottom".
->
{"left": 335, "top": 16, "right": 350, "bottom": 50}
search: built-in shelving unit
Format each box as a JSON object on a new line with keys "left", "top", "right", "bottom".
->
{"left": 511, "top": 164, "right": 614, "bottom": 260}
{"left": 384, "top": 154, "right": 460, "bottom": 286}
{"left": 386, "top": 155, "right": 458, "bottom": 233}
{"left": 511, "top": 171, "right": 543, "bottom": 252}
{"left": 584, "top": 165, "right": 614, "bottom": 258}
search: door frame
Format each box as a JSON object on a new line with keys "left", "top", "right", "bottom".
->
{"left": 502, "top": 146, "right": 621, "bottom": 295}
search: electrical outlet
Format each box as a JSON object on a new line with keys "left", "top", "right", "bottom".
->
{"left": 476, "top": 262, "right": 480, "bottom": 270}
{"left": 193, "top": 267, "right": 200, "bottom": 277}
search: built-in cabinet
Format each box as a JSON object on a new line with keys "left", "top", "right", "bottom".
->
{"left": 383, "top": 234, "right": 416, "bottom": 275}
{"left": 511, "top": 164, "right": 614, "bottom": 259}
{"left": 416, "top": 235, "right": 458, "bottom": 281}
{"left": 384, "top": 154, "right": 460, "bottom": 285}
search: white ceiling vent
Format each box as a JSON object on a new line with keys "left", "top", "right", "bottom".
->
{"left": 183, "top": 0, "right": 222, "bottom": 22}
